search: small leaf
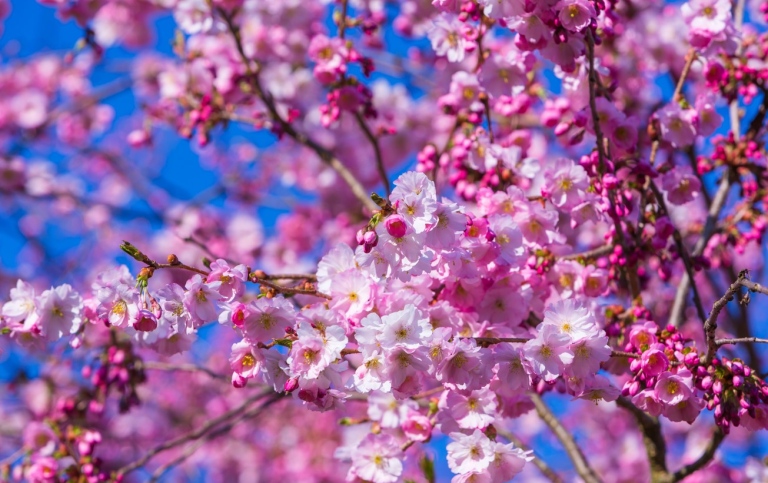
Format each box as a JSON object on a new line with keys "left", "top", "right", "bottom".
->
{"left": 419, "top": 455, "right": 435, "bottom": 483}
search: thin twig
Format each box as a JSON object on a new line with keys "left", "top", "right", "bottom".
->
{"left": 530, "top": 393, "right": 601, "bottom": 483}
{"left": 559, "top": 244, "right": 613, "bottom": 261}
{"left": 649, "top": 181, "right": 707, "bottom": 325}
{"left": 670, "top": 428, "right": 725, "bottom": 482}
{"left": 739, "top": 279, "right": 768, "bottom": 296}
{"left": 616, "top": 396, "right": 668, "bottom": 482}
{"left": 584, "top": 29, "right": 639, "bottom": 299}
{"left": 716, "top": 337, "right": 768, "bottom": 346}
{"left": 114, "top": 389, "right": 274, "bottom": 479}
{"left": 141, "top": 361, "right": 226, "bottom": 380}
{"left": 146, "top": 394, "right": 283, "bottom": 482}
{"left": 354, "top": 112, "right": 391, "bottom": 196}
{"left": 702, "top": 271, "right": 748, "bottom": 364}
{"left": 497, "top": 429, "right": 564, "bottom": 483}
{"left": 218, "top": 9, "right": 378, "bottom": 213}
{"left": 670, "top": 0, "right": 746, "bottom": 327}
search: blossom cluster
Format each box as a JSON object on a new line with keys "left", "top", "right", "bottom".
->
{"left": 1, "top": 0, "right": 768, "bottom": 481}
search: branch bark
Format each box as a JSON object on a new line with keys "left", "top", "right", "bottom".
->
{"left": 530, "top": 393, "right": 601, "bottom": 483}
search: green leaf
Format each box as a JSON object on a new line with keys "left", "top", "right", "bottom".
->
{"left": 419, "top": 455, "right": 435, "bottom": 483}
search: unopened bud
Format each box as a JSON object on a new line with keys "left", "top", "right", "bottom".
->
{"left": 385, "top": 215, "right": 407, "bottom": 238}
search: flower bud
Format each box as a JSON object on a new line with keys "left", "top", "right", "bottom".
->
{"left": 284, "top": 377, "right": 299, "bottom": 393}
{"left": 712, "top": 379, "right": 723, "bottom": 395}
{"left": 232, "top": 372, "right": 247, "bottom": 388}
{"left": 134, "top": 309, "right": 158, "bottom": 332}
{"left": 385, "top": 215, "right": 408, "bottom": 238}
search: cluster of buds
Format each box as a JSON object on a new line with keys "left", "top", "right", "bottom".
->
{"left": 698, "top": 356, "right": 768, "bottom": 432}
{"left": 78, "top": 339, "right": 147, "bottom": 415}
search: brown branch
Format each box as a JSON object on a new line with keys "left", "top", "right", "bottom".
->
{"left": 584, "top": 29, "right": 639, "bottom": 299}
{"left": 559, "top": 244, "right": 613, "bottom": 261}
{"left": 114, "top": 389, "right": 276, "bottom": 479}
{"left": 141, "top": 361, "right": 226, "bottom": 380}
{"left": 649, "top": 181, "right": 707, "bottom": 325}
{"left": 218, "top": 9, "right": 378, "bottom": 213}
{"left": 146, "top": 393, "right": 284, "bottom": 482}
{"left": 716, "top": 337, "right": 768, "bottom": 346}
{"left": 497, "top": 429, "right": 564, "bottom": 483}
{"left": 670, "top": 428, "right": 725, "bottom": 482}
{"left": 702, "top": 271, "right": 748, "bottom": 364}
{"left": 739, "top": 279, "right": 768, "bottom": 296}
{"left": 354, "top": 112, "right": 391, "bottom": 196}
{"left": 530, "top": 393, "right": 601, "bottom": 483}
{"left": 616, "top": 396, "right": 669, "bottom": 482}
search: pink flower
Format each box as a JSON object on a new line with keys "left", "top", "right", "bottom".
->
{"left": 631, "top": 389, "right": 664, "bottom": 417}
{"left": 661, "top": 166, "right": 701, "bottom": 205}
{"left": 541, "top": 299, "right": 597, "bottom": 341}
{"left": 2, "top": 280, "right": 36, "bottom": 325}
{"left": 230, "top": 339, "right": 263, "bottom": 380}
{"left": 640, "top": 345, "right": 670, "bottom": 377}
{"left": 682, "top": 0, "right": 731, "bottom": 34}
{"left": 437, "top": 339, "right": 492, "bottom": 391}
{"left": 26, "top": 456, "right": 60, "bottom": 483}
{"left": 308, "top": 35, "right": 348, "bottom": 84}
{"left": 401, "top": 411, "right": 433, "bottom": 442}
{"left": 156, "top": 283, "right": 192, "bottom": 335}
{"left": 568, "top": 332, "right": 611, "bottom": 378}
{"left": 487, "top": 214, "right": 524, "bottom": 265}
{"left": 576, "top": 375, "right": 621, "bottom": 403}
{"left": 445, "top": 387, "right": 498, "bottom": 429}
{"left": 694, "top": 93, "right": 723, "bottom": 136}
{"left": 12, "top": 89, "right": 48, "bottom": 129}
{"left": 287, "top": 321, "right": 347, "bottom": 380}
{"left": 492, "top": 345, "right": 531, "bottom": 392}
{"left": 385, "top": 214, "right": 408, "bottom": 238}
{"left": 478, "top": 0, "right": 526, "bottom": 20}
{"left": 663, "top": 396, "right": 705, "bottom": 423}
{"left": 447, "top": 429, "right": 494, "bottom": 475}
{"left": 35, "top": 284, "right": 83, "bottom": 341}
{"left": 657, "top": 103, "right": 698, "bottom": 147}
{"left": 556, "top": 0, "right": 596, "bottom": 32}
{"left": 576, "top": 265, "right": 609, "bottom": 297}
{"left": 487, "top": 441, "right": 532, "bottom": 482}
{"left": 206, "top": 259, "right": 248, "bottom": 301}
{"left": 103, "top": 284, "right": 139, "bottom": 328}
{"left": 174, "top": 0, "right": 214, "bottom": 35}
{"left": 654, "top": 370, "right": 694, "bottom": 405}
{"left": 241, "top": 296, "right": 295, "bottom": 343}
{"left": 347, "top": 434, "right": 403, "bottom": 483}
{"left": 183, "top": 275, "right": 221, "bottom": 326}
{"left": 428, "top": 14, "right": 469, "bottom": 63}
{"left": 542, "top": 158, "right": 589, "bottom": 210}
{"left": 629, "top": 321, "right": 658, "bottom": 350}
{"left": 523, "top": 324, "right": 574, "bottom": 382}
{"left": 379, "top": 305, "right": 432, "bottom": 351}
{"left": 330, "top": 269, "right": 372, "bottom": 319}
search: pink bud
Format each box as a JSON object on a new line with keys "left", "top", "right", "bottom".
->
{"left": 232, "top": 372, "right": 247, "bottom": 388}
{"left": 134, "top": 310, "right": 158, "bottom": 332}
{"left": 284, "top": 377, "right": 299, "bottom": 393}
{"left": 385, "top": 215, "right": 408, "bottom": 238}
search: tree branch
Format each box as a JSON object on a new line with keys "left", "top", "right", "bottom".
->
{"left": 218, "top": 9, "right": 378, "bottom": 213}
{"left": 702, "top": 271, "right": 748, "bottom": 364}
{"left": 530, "top": 393, "right": 601, "bottom": 483}
{"left": 497, "top": 429, "right": 564, "bottom": 483}
{"left": 616, "top": 396, "right": 669, "bottom": 482}
{"left": 670, "top": 428, "right": 725, "bottom": 482}
{"left": 354, "top": 112, "right": 391, "bottom": 197}
{"left": 114, "top": 389, "right": 276, "bottom": 479}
